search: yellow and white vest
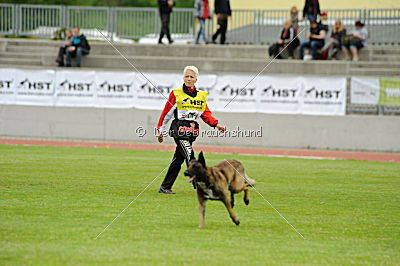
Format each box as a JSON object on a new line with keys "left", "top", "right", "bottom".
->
{"left": 173, "top": 88, "right": 208, "bottom": 121}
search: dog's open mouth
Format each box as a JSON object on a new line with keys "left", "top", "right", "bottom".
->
{"left": 186, "top": 176, "right": 196, "bottom": 183}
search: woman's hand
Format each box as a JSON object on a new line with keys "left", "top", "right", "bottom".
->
{"left": 216, "top": 124, "right": 226, "bottom": 132}
{"left": 158, "top": 133, "right": 164, "bottom": 143}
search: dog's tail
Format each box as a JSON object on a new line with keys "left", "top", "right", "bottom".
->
{"left": 244, "top": 173, "right": 256, "bottom": 187}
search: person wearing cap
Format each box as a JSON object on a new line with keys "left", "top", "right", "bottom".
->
{"left": 342, "top": 20, "right": 368, "bottom": 61}
{"left": 156, "top": 66, "right": 226, "bottom": 194}
{"left": 298, "top": 19, "right": 326, "bottom": 60}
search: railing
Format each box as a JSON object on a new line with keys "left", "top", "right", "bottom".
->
{"left": 0, "top": 4, "right": 399, "bottom": 44}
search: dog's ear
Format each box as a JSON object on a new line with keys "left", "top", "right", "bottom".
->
{"left": 198, "top": 151, "right": 206, "bottom": 168}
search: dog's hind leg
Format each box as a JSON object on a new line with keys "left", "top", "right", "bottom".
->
{"left": 243, "top": 186, "right": 250, "bottom": 205}
{"left": 230, "top": 192, "right": 235, "bottom": 208}
{"left": 197, "top": 189, "right": 206, "bottom": 228}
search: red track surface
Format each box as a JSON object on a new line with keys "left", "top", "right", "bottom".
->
{"left": 1, "top": 138, "right": 399, "bottom": 163}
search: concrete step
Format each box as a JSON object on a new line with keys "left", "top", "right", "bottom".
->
{"left": 38, "top": 54, "right": 351, "bottom": 75}
{"left": 350, "top": 61, "right": 400, "bottom": 69}
{"left": 371, "top": 55, "right": 400, "bottom": 62}
{"left": 1, "top": 39, "right": 64, "bottom": 48}
{"left": 349, "top": 68, "right": 400, "bottom": 76}
{"left": 6, "top": 46, "right": 58, "bottom": 54}
{"left": 5, "top": 42, "right": 269, "bottom": 60}
{"left": 0, "top": 52, "right": 43, "bottom": 60}
{"left": 372, "top": 48, "right": 400, "bottom": 55}
{"left": 0, "top": 58, "right": 40, "bottom": 66}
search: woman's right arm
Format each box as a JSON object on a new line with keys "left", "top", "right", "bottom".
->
{"left": 157, "top": 92, "right": 176, "bottom": 142}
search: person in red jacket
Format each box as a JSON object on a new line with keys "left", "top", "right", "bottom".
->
{"left": 157, "top": 66, "right": 226, "bottom": 194}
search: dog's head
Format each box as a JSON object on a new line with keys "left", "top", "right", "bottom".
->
{"left": 184, "top": 151, "right": 207, "bottom": 183}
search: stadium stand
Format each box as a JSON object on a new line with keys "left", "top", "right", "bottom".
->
{"left": 0, "top": 38, "right": 399, "bottom": 76}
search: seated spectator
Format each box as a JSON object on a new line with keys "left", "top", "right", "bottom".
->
{"left": 269, "top": 20, "right": 300, "bottom": 59}
{"left": 341, "top": 20, "right": 368, "bottom": 62}
{"left": 66, "top": 27, "right": 90, "bottom": 67}
{"left": 55, "top": 29, "right": 73, "bottom": 67}
{"left": 321, "top": 19, "right": 346, "bottom": 59}
{"left": 298, "top": 19, "right": 326, "bottom": 60}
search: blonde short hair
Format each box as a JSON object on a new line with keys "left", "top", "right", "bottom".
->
{"left": 183, "top": 66, "right": 199, "bottom": 78}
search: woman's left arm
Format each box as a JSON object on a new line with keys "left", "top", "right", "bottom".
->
{"left": 201, "top": 105, "right": 226, "bottom": 132}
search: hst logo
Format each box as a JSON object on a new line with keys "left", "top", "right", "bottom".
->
{"left": 58, "top": 79, "right": 92, "bottom": 91}
{"left": 181, "top": 97, "right": 204, "bottom": 106}
{"left": 98, "top": 81, "right": 132, "bottom": 93}
{"left": 18, "top": 78, "right": 52, "bottom": 90}
{"left": 261, "top": 85, "right": 298, "bottom": 98}
{"left": 219, "top": 85, "right": 255, "bottom": 97}
{"left": 305, "top": 86, "right": 341, "bottom": 99}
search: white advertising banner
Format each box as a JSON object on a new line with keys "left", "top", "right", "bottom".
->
{"left": 350, "top": 77, "right": 380, "bottom": 105}
{"left": 256, "top": 76, "right": 302, "bottom": 114}
{"left": 15, "top": 69, "right": 55, "bottom": 106}
{"left": 134, "top": 72, "right": 180, "bottom": 110}
{"left": 301, "top": 76, "right": 347, "bottom": 115}
{"left": 214, "top": 74, "right": 258, "bottom": 113}
{"left": 54, "top": 70, "right": 96, "bottom": 107}
{"left": 0, "top": 68, "right": 348, "bottom": 116}
{"left": 194, "top": 74, "right": 218, "bottom": 111}
{"left": 134, "top": 73, "right": 218, "bottom": 111}
{"left": 95, "top": 71, "right": 136, "bottom": 108}
{"left": 0, "top": 68, "right": 17, "bottom": 104}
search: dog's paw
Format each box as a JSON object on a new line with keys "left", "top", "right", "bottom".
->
{"left": 244, "top": 199, "right": 250, "bottom": 205}
{"left": 234, "top": 219, "right": 240, "bottom": 226}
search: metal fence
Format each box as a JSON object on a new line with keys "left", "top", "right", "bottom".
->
{"left": 0, "top": 4, "right": 399, "bottom": 44}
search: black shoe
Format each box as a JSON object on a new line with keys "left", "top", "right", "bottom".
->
{"left": 66, "top": 64, "right": 71, "bottom": 67}
{"left": 56, "top": 59, "right": 64, "bottom": 67}
{"left": 76, "top": 64, "right": 81, "bottom": 67}
{"left": 158, "top": 41, "right": 165, "bottom": 45}
{"left": 158, "top": 187, "right": 176, "bottom": 194}
{"left": 169, "top": 40, "right": 174, "bottom": 45}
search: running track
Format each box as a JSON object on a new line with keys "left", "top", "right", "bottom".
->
{"left": 1, "top": 138, "right": 399, "bottom": 163}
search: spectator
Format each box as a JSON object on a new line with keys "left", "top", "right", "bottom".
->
{"left": 303, "top": 0, "right": 321, "bottom": 22}
{"left": 158, "top": 0, "right": 175, "bottom": 45}
{"left": 342, "top": 20, "right": 368, "bottom": 62}
{"left": 194, "top": 0, "right": 211, "bottom": 44}
{"left": 268, "top": 20, "right": 300, "bottom": 59}
{"left": 56, "top": 29, "right": 73, "bottom": 67}
{"left": 321, "top": 19, "right": 346, "bottom": 60}
{"left": 299, "top": 20, "right": 326, "bottom": 60}
{"left": 211, "top": 0, "right": 231, "bottom": 45}
{"left": 65, "top": 27, "right": 90, "bottom": 67}
{"left": 290, "top": 6, "right": 299, "bottom": 32}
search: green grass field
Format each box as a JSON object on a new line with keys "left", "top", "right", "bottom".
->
{"left": 1, "top": 144, "right": 399, "bottom": 265}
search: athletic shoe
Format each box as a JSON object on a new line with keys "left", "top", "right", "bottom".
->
{"left": 158, "top": 187, "right": 176, "bottom": 194}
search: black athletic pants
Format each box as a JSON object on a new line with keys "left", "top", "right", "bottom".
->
{"left": 212, "top": 15, "right": 228, "bottom": 44}
{"left": 159, "top": 12, "right": 172, "bottom": 43}
{"left": 160, "top": 138, "right": 195, "bottom": 189}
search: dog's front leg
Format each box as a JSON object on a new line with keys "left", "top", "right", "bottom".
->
{"left": 222, "top": 192, "right": 240, "bottom": 226}
{"left": 197, "top": 189, "right": 206, "bottom": 228}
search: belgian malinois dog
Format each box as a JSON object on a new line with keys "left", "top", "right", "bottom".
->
{"left": 184, "top": 152, "right": 256, "bottom": 228}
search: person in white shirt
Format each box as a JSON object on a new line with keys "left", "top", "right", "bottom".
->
{"left": 342, "top": 20, "right": 368, "bottom": 62}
